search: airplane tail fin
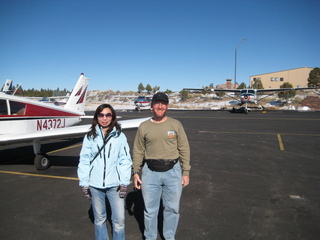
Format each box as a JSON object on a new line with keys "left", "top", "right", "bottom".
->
{"left": 64, "top": 73, "right": 89, "bottom": 114}
{"left": 1, "top": 79, "right": 13, "bottom": 93}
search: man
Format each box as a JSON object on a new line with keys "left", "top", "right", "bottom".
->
{"left": 132, "top": 92, "right": 191, "bottom": 240}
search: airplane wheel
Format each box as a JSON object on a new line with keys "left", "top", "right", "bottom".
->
{"left": 34, "top": 154, "right": 50, "bottom": 170}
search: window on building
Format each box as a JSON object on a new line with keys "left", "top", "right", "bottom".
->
{"left": 280, "top": 78, "right": 284, "bottom": 81}
{"left": 271, "top": 77, "right": 274, "bottom": 81}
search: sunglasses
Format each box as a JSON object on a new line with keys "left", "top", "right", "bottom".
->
{"left": 97, "top": 113, "right": 112, "bottom": 118}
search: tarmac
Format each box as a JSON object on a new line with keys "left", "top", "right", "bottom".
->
{"left": 1, "top": 110, "right": 320, "bottom": 240}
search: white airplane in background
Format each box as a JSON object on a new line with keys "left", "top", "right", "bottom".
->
{"left": 134, "top": 96, "right": 151, "bottom": 111}
{"left": 183, "top": 87, "right": 319, "bottom": 113}
{"left": 0, "top": 73, "right": 149, "bottom": 170}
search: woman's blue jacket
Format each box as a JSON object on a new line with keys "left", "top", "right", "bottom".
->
{"left": 77, "top": 125, "right": 132, "bottom": 188}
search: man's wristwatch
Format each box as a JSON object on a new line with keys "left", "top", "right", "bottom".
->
{"left": 132, "top": 172, "right": 139, "bottom": 176}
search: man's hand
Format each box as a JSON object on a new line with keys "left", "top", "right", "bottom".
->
{"left": 133, "top": 174, "right": 143, "bottom": 190}
{"left": 182, "top": 176, "right": 190, "bottom": 187}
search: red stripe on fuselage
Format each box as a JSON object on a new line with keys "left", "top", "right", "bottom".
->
{"left": 24, "top": 103, "right": 80, "bottom": 117}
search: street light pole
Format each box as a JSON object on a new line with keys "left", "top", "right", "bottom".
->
{"left": 234, "top": 39, "right": 246, "bottom": 89}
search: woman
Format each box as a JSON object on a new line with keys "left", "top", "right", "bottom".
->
{"left": 78, "top": 104, "right": 132, "bottom": 240}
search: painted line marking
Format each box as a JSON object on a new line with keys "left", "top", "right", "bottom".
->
{"left": 47, "top": 143, "right": 82, "bottom": 154}
{"left": 0, "top": 170, "right": 79, "bottom": 181}
{"left": 277, "top": 134, "right": 285, "bottom": 151}
{"left": 290, "top": 195, "right": 303, "bottom": 199}
{"left": 199, "top": 131, "right": 320, "bottom": 151}
{"left": 0, "top": 170, "right": 133, "bottom": 184}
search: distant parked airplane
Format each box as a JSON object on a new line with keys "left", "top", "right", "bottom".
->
{"left": 183, "top": 87, "right": 319, "bottom": 113}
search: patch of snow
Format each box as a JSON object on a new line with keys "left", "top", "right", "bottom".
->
{"left": 297, "top": 106, "right": 311, "bottom": 112}
{"left": 280, "top": 105, "right": 296, "bottom": 110}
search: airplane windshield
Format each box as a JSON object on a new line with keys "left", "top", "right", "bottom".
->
{"left": 240, "top": 89, "right": 256, "bottom": 95}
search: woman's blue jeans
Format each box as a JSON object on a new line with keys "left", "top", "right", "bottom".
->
{"left": 141, "top": 162, "right": 183, "bottom": 240}
{"left": 90, "top": 186, "right": 125, "bottom": 240}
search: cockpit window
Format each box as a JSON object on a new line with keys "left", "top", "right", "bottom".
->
{"left": 0, "top": 99, "right": 8, "bottom": 115}
{"left": 9, "top": 101, "right": 26, "bottom": 115}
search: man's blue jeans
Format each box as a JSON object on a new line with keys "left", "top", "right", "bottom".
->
{"left": 90, "top": 186, "right": 125, "bottom": 240}
{"left": 141, "top": 162, "right": 183, "bottom": 240}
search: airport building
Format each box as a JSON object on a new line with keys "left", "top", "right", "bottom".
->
{"left": 216, "top": 79, "right": 239, "bottom": 89}
{"left": 250, "top": 67, "right": 313, "bottom": 89}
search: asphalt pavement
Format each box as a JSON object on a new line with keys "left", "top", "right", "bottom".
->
{"left": 1, "top": 110, "right": 320, "bottom": 240}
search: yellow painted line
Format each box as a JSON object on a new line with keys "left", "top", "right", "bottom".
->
{"left": 0, "top": 170, "right": 79, "bottom": 181}
{"left": 277, "top": 134, "right": 285, "bottom": 151}
{"left": 47, "top": 143, "right": 83, "bottom": 154}
{"left": 199, "top": 131, "right": 320, "bottom": 152}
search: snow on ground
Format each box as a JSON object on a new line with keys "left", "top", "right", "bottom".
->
{"left": 85, "top": 94, "right": 315, "bottom": 112}
{"left": 85, "top": 100, "right": 232, "bottom": 112}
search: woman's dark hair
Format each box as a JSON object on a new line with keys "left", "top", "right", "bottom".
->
{"left": 87, "top": 104, "right": 121, "bottom": 139}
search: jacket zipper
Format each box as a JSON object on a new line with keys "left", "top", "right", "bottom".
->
{"left": 103, "top": 145, "right": 106, "bottom": 187}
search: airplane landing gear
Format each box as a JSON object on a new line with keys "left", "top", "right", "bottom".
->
{"left": 34, "top": 154, "right": 50, "bottom": 170}
{"left": 33, "top": 139, "right": 51, "bottom": 170}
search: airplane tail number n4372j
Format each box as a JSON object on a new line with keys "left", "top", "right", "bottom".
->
{"left": 0, "top": 73, "right": 149, "bottom": 170}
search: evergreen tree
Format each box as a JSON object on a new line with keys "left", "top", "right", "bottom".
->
{"left": 152, "top": 86, "right": 160, "bottom": 93}
{"left": 307, "top": 67, "right": 320, "bottom": 87}
{"left": 278, "top": 82, "right": 296, "bottom": 102}
{"left": 237, "top": 82, "right": 247, "bottom": 89}
{"left": 252, "top": 78, "right": 264, "bottom": 89}
{"left": 145, "top": 84, "right": 152, "bottom": 94}
{"left": 180, "top": 89, "right": 188, "bottom": 101}
{"left": 138, "top": 83, "right": 145, "bottom": 93}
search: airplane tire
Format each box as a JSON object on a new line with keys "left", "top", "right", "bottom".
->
{"left": 34, "top": 154, "right": 50, "bottom": 170}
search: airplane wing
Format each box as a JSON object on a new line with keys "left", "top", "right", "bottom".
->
{"left": 256, "top": 87, "right": 319, "bottom": 92}
{"left": 184, "top": 87, "right": 319, "bottom": 93}
{"left": 183, "top": 88, "right": 241, "bottom": 93}
{"left": 213, "top": 89, "right": 241, "bottom": 93}
{"left": 0, "top": 117, "right": 150, "bottom": 145}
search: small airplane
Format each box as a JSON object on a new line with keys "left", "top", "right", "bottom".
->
{"left": 0, "top": 73, "right": 150, "bottom": 170}
{"left": 183, "top": 87, "right": 319, "bottom": 113}
{"left": 38, "top": 95, "right": 69, "bottom": 106}
{"left": 134, "top": 96, "right": 151, "bottom": 111}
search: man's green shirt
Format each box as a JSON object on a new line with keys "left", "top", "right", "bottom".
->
{"left": 133, "top": 117, "right": 191, "bottom": 176}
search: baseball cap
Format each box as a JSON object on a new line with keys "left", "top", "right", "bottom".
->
{"left": 152, "top": 92, "right": 169, "bottom": 103}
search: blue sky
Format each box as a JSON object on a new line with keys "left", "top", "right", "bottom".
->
{"left": 1, "top": 0, "right": 319, "bottom": 92}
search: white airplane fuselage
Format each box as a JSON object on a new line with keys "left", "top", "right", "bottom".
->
{"left": 0, "top": 92, "right": 83, "bottom": 135}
